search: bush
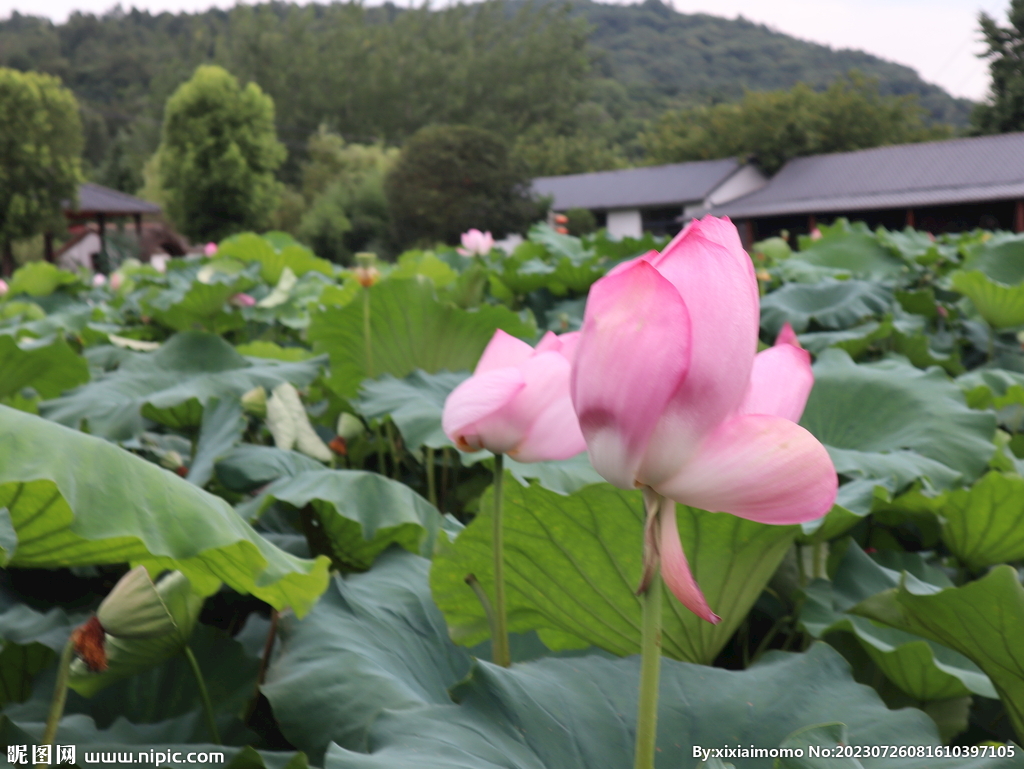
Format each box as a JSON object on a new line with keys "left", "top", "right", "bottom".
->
{"left": 385, "top": 124, "right": 541, "bottom": 248}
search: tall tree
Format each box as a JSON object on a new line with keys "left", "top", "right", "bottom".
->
{"left": 971, "top": 0, "right": 1024, "bottom": 134}
{"left": 0, "top": 67, "right": 83, "bottom": 274}
{"left": 641, "top": 75, "right": 948, "bottom": 174}
{"left": 157, "top": 65, "right": 285, "bottom": 242}
{"left": 385, "top": 125, "right": 539, "bottom": 248}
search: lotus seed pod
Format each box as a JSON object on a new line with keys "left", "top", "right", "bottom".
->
{"left": 242, "top": 386, "right": 268, "bottom": 418}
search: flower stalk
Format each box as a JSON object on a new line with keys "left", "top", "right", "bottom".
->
{"left": 183, "top": 645, "right": 221, "bottom": 744}
{"left": 634, "top": 489, "right": 665, "bottom": 769}
{"left": 41, "top": 639, "right": 75, "bottom": 747}
{"left": 492, "top": 453, "right": 510, "bottom": 667}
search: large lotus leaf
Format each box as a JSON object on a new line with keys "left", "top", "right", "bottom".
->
{"left": 0, "top": 334, "right": 89, "bottom": 399}
{"left": 354, "top": 370, "right": 469, "bottom": 449}
{"left": 0, "top": 406, "right": 329, "bottom": 615}
{"left": 261, "top": 549, "right": 950, "bottom": 769}
{"left": 185, "top": 398, "right": 247, "bottom": 487}
{"left": 0, "top": 642, "right": 54, "bottom": 708}
{"left": 787, "top": 223, "right": 908, "bottom": 281}
{"left": 951, "top": 270, "right": 1024, "bottom": 328}
{"left": 877, "top": 227, "right": 955, "bottom": 267}
{"left": 308, "top": 278, "right": 534, "bottom": 398}
{"left": 215, "top": 445, "right": 326, "bottom": 493}
{"left": 238, "top": 469, "right": 446, "bottom": 571}
{"left": 143, "top": 280, "right": 244, "bottom": 333}
{"left": 961, "top": 231, "right": 1024, "bottom": 284}
{"left": 760, "top": 280, "right": 893, "bottom": 336}
{"left": 853, "top": 565, "right": 1024, "bottom": 742}
{"left": 800, "top": 544, "right": 995, "bottom": 702}
{"left": 7, "top": 261, "right": 78, "bottom": 297}
{"left": 41, "top": 332, "right": 323, "bottom": 439}
{"left": 262, "top": 551, "right": 472, "bottom": 760}
{"left": 800, "top": 350, "right": 996, "bottom": 492}
{"left": 430, "top": 478, "right": 796, "bottom": 664}
{"left": 217, "top": 232, "right": 334, "bottom": 284}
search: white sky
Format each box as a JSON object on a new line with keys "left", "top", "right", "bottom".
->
{"left": 0, "top": 0, "right": 1010, "bottom": 101}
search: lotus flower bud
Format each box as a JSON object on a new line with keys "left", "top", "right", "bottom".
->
{"left": 0, "top": 279, "right": 9, "bottom": 295}
{"left": 354, "top": 252, "right": 380, "bottom": 287}
{"left": 231, "top": 293, "right": 256, "bottom": 307}
{"left": 336, "top": 412, "right": 366, "bottom": 441}
{"left": 242, "top": 386, "right": 268, "bottom": 418}
{"left": 92, "top": 273, "right": 107, "bottom": 287}
{"left": 204, "top": 242, "right": 218, "bottom": 257}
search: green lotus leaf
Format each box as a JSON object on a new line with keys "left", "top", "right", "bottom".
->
{"left": 7, "top": 261, "right": 79, "bottom": 297}
{"left": 0, "top": 334, "right": 89, "bottom": 400}
{"left": 950, "top": 270, "right": 1024, "bottom": 328}
{"left": 430, "top": 478, "right": 796, "bottom": 663}
{"left": 852, "top": 565, "right": 1024, "bottom": 743}
{"left": 308, "top": 278, "right": 534, "bottom": 398}
{"left": 354, "top": 370, "right": 469, "bottom": 450}
{"left": 217, "top": 232, "right": 333, "bottom": 284}
{"left": 41, "top": 332, "right": 323, "bottom": 439}
{"left": 185, "top": 397, "right": 247, "bottom": 487}
{"left": 264, "top": 550, "right": 950, "bottom": 769}
{"left": 0, "top": 405, "right": 330, "bottom": 615}
{"left": 800, "top": 350, "right": 996, "bottom": 493}
{"left": 238, "top": 469, "right": 446, "bottom": 571}
{"left": 961, "top": 231, "right": 1024, "bottom": 285}
{"left": 787, "top": 221, "right": 908, "bottom": 281}
{"left": 760, "top": 279, "right": 893, "bottom": 335}
{"left": 214, "top": 445, "right": 325, "bottom": 493}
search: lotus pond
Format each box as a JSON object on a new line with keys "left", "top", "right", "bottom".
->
{"left": 2, "top": 219, "right": 1024, "bottom": 768}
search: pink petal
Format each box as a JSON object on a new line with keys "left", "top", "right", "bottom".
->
{"left": 656, "top": 414, "right": 837, "bottom": 525}
{"left": 534, "top": 331, "right": 561, "bottom": 354}
{"left": 775, "top": 323, "right": 800, "bottom": 348}
{"left": 472, "top": 351, "right": 574, "bottom": 458}
{"left": 571, "top": 260, "right": 691, "bottom": 488}
{"left": 442, "top": 368, "right": 526, "bottom": 452}
{"left": 660, "top": 504, "right": 720, "bottom": 624}
{"left": 556, "top": 331, "right": 581, "bottom": 363}
{"left": 636, "top": 216, "right": 760, "bottom": 486}
{"left": 475, "top": 330, "right": 534, "bottom": 374}
{"left": 511, "top": 389, "right": 587, "bottom": 462}
{"left": 738, "top": 343, "right": 813, "bottom": 423}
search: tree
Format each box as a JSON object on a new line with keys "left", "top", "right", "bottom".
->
{"left": 157, "top": 65, "right": 285, "bottom": 242}
{"left": 641, "top": 75, "right": 948, "bottom": 174}
{"left": 384, "top": 125, "right": 540, "bottom": 248}
{"left": 0, "top": 68, "right": 83, "bottom": 274}
{"left": 971, "top": 0, "right": 1024, "bottom": 134}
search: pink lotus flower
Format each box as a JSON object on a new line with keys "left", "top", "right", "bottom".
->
{"left": 457, "top": 228, "right": 495, "bottom": 257}
{"left": 150, "top": 254, "right": 169, "bottom": 273}
{"left": 443, "top": 329, "right": 587, "bottom": 462}
{"left": 92, "top": 273, "right": 107, "bottom": 287}
{"left": 110, "top": 272, "right": 124, "bottom": 291}
{"left": 231, "top": 292, "right": 256, "bottom": 308}
{"left": 204, "top": 242, "right": 218, "bottom": 257}
{"left": 571, "top": 215, "right": 837, "bottom": 623}
{"left": 0, "top": 279, "right": 8, "bottom": 296}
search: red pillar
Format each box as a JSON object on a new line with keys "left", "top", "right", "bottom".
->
{"left": 807, "top": 215, "right": 817, "bottom": 233}
{"left": 1015, "top": 200, "right": 1024, "bottom": 233}
{"left": 905, "top": 209, "right": 915, "bottom": 229}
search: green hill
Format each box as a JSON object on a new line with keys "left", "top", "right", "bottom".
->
{"left": 0, "top": 0, "right": 974, "bottom": 185}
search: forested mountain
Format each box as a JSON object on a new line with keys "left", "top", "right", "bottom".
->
{"left": 0, "top": 0, "right": 974, "bottom": 187}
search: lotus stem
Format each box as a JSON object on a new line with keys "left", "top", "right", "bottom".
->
{"left": 634, "top": 559, "right": 663, "bottom": 769}
{"left": 492, "top": 453, "right": 510, "bottom": 667}
{"left": 426, "top": 447, "right": 437, "bottom": 507}
{"left": 441, "top": 447, "right": 451, "bottom": 512}
{"left": 464, "top": 573, "right": 500, "bottom": 656}
{"left": 183, "top": 645, "right": 221, "bottom": 745}
{"left": 375, "top": 425, "right": 387, "bottom": 476}
{"left": 41, "top": 639, "right": 75, "bottom": 747}
{"left": 385, "top": 421, "right": 401, "bottom": 479}
{"left": 362, "top": 287, "right": 373, "bottom": 378}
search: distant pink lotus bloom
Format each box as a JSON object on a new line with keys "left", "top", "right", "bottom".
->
{"left": 457, "top": 228, "right": 495, "bottom": 257}
{"left": 204, "top": 242, "right": 218, "bottom": 257}
{"left": 92, "top": 273, "right": 107, "bottom": 287}
{"left": 110, "top": 273, "right": 124, "bottom": 291}
{"left": 0, "top": 279, "right": 8, "bottom": 295}
{"left": 442, "top": 329, "right": 586, "bottom": 463}
{"left": 571, "top": 215, "right": 837, "bottom": 623}
{"left": 231, "top": 292, "right": 256, "bottom": 308}
{"left": 809, "top": 228, "right": 823, "bottom": 241}
{"left": 150, "top": 254, "right": 169, "bottom": 273}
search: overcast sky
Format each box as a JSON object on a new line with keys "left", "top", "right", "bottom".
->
{"left": 0, "top": 0, "right": 1010, "bottom": 102}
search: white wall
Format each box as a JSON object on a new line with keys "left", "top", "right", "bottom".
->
{"left": 706, "top": 164, "right": 767, "bottom": 208}
{"left": 606, "top": 209, "right": 643, "bottom": 240}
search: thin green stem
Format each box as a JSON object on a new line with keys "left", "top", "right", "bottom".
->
{"left": 362, "top": 288, "right": 373, "bottom": 378}
{"left": 491, "top": 454, "right": 510, "bottom": 667}
{"left": 464, "top": 574, "right": 500, "bottom": 650}
{"left": 426, "top": 447, "right": 437, "bottom": 508}
{"left": 184, "top": 645, "right": 221, "bottom": 745}
{"left": 375, "top": 425, "right": 387, "bottom": 476}
{"left": 441, "top": 447, "right": 451, "bottom": 513}
{"left": 812, "top": 541, "right": 825, "bottom": 580}
{"left": 41, "top": 639, "right": 75, "bottom": 746}
{"left": 634, "top": 566, "right": 662, "bottom": 769}
{"left": 385, "top": 421, "right": 401, "bottom": 480}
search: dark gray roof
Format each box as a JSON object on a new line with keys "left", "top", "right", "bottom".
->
{"left": 533, "top": 158, "right": 741, "bottom": 211}
{"left": 65, "top": 183, "right": 162, "bottom": 217}
{"left": 713, "top": 132, "right": 1024, "bottom": 219}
